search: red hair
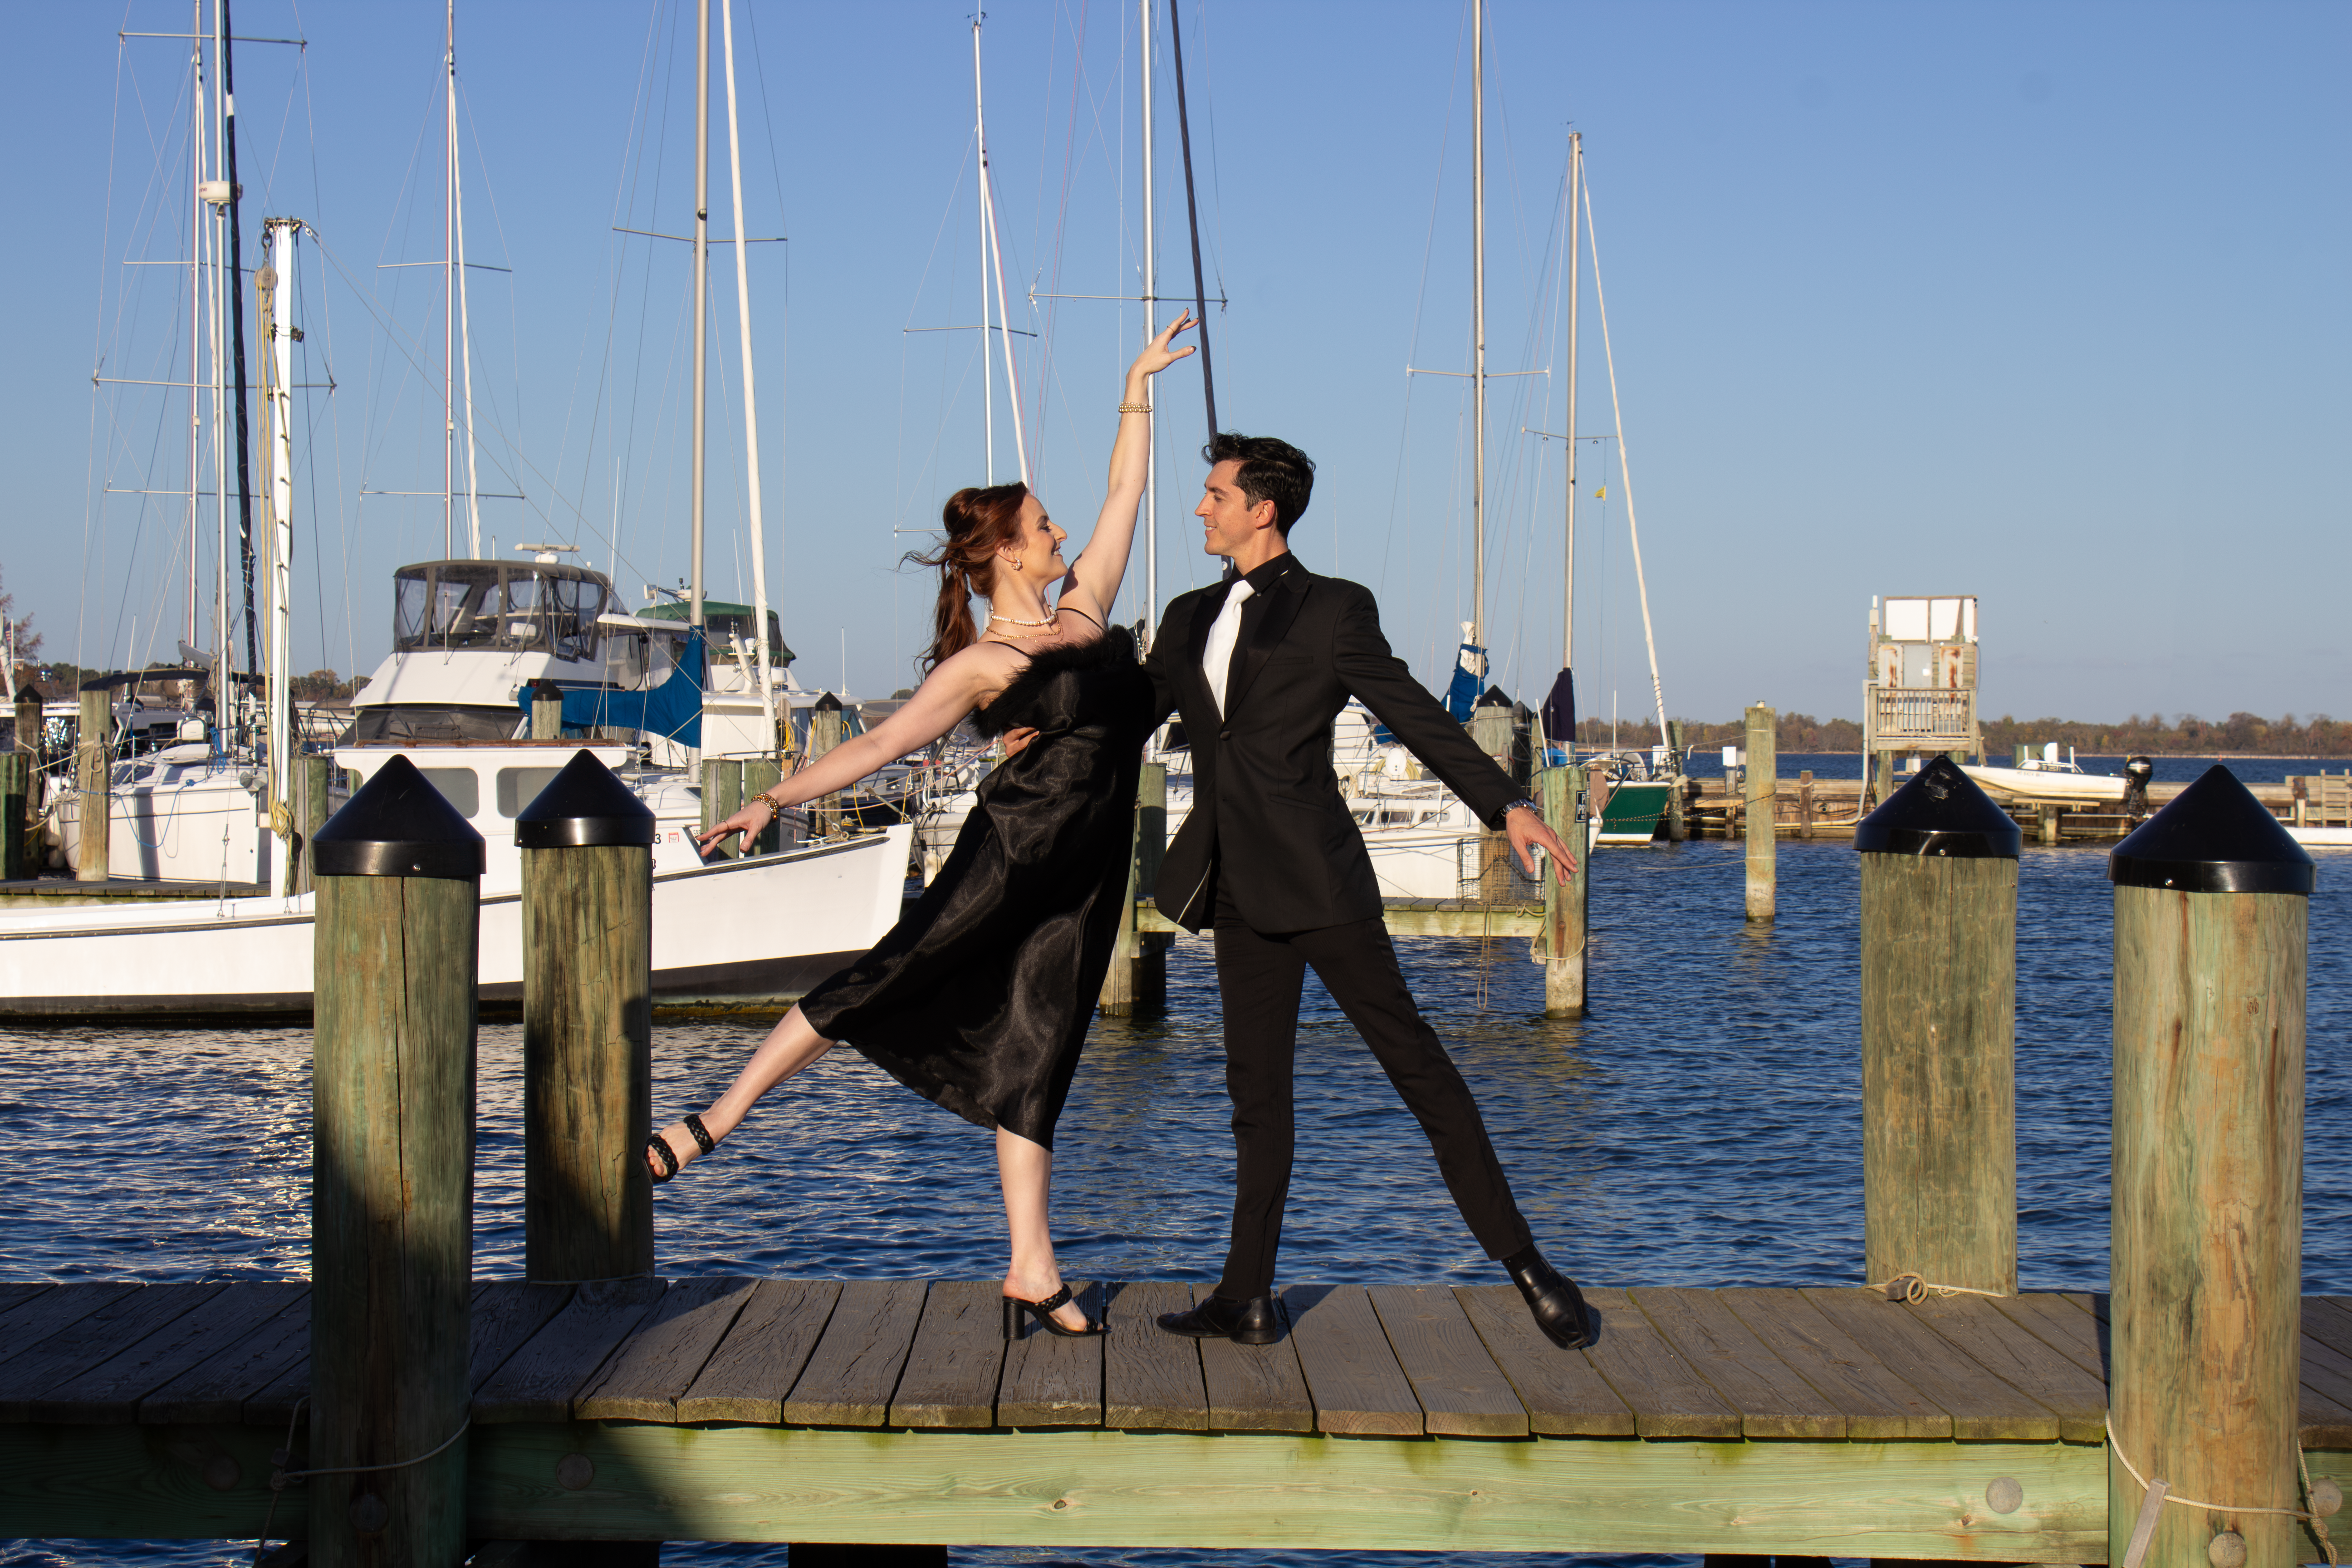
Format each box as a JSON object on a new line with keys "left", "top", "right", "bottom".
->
{"left": 903, "top": 482, "right": 1029, "bottom": 672}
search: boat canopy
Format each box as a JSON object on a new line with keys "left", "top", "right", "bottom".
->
{"left": 519, "top": 629, "right": 706, "bottom": 750}
{"left": 392, "top": 561, "right": 613, "bottom": 661}
{"left": 636, "top": 598, "right": 794, "bottom": 664}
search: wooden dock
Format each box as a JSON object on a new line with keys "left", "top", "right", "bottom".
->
{"left": 5, "top": 1274, "right": 2351, "bottom": 1555}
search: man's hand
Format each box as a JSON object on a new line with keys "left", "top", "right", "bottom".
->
{"left": 1000, "top": 726, "right": 1042, "bottom": 759}
{"left": 1505, "top": 804, "right": 1577, "bottom": 884}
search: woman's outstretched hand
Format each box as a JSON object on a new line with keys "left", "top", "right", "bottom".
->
{"left": 696, "top": 799, "right": 775, "bottom": 859}
{"left": 1132, "top": 311, "right": 1198, "bottom": 378}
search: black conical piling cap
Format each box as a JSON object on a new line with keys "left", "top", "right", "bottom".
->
{"left": 514, "top": 749, "right": 656, "bottom": 849}
{"left": 311, "top": 752, "right": 485, "bottom": 881}
{"left": 1853, "top": 755, "right": 2021, "bottom": 859}
{"left": 2109, "top": 764, "right": 2313, "bottom": 895}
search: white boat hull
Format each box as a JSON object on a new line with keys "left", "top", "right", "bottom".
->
{"left": 2288, "top": 825, "right": 2352, "bottom": 849}
{"left": 0, "top": 826, "right": 911, "bottom": 1020}
{"left": 1958, "top": 764, "right": 2128, "bottom": 804}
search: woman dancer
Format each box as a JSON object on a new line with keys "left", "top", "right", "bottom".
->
{"left": 656, "top": 313, "right": 1195, "bottom": 1338}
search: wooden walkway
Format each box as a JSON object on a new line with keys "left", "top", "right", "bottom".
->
{"left": 5, "top": 1276, "right": 2352, "bottom": 1554}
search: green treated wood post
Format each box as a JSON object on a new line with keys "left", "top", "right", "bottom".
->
{"left": 74, "top": 687, "right": 110, "bottom": 882}
{"left": 743, "top": 756, "right": 782, "bottom": 856}
{"left": 1744, "top": 702, "right": 1775, "bottom": 921}
{"left": 307, "top": 754, "right": 485, "bottom": 1568}
{"left": 1099, "top": 763, "right": 1167, "bottom": 1017}
{"left": 291, "top": 753, "right": 332, "bottom": 896}
{"left": 1539, "top": 764, "right": 1587, "bottom": 1018}
{"left": 1665, "top": 719, "right": 1688, "bottom": 842}
{"left": 0, "top": 751, "right": 25, "bottom": 881}
{"left": 517, "top": 751, "right": 656, "bottom": 1287}
{"left": 2108, "top": 769, "right": 2314, "bottom": 1568}
{"left": 701, "top": 757, "right": 743, "bottom": 860}
{"left": 1855, "top": 757, "right": 2021, "bottom": 1296}
{"left": 1471, "top": 697, "right": 1516, "bottom": 901}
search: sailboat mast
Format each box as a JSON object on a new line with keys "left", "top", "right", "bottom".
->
{"left": 973, "top": 29, "right": 1027, "bottom": 485}
{"left": 690, "top": 0, "right": 708, "bottom": 633}
{"left": 1140, "top": 0, "right": 1156, "bottom": 621}
{"left": 1563, "top": 132, "right": 1579, "bottom": 671}
{"left": 1582, "top": 176, "right": 1670, "bottom": 746}
{"left": 971, "top": 20, "right": 994, "bottom": 485}
{"left": 186, "top": 25, "right": 203, "bottom": 646}
{"left": 221, "top": 0, "right": 258, "bottom": 694}
{"left": 720, "top": 0, "right": 776, "bottom": 736}
{"left": 1470, "top": 0, "right": 1485, "bottom": 649}
{"left": 206, "top": 1, "right": 231, "bottom": 706}
{"left": 260, "top": 220, "right": 298, "bottom": 895}
{"left": 442, "top": 4, "right": 456, "bottom": 556}
{"left": 450, "top": 1, "right": 482, "bottom": 559}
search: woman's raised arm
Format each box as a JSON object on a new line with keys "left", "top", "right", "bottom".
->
{"left": 1057, "top": 313, "right": 1195, "bottom": 622}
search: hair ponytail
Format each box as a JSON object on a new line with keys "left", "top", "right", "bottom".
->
{"left": 902, "top": 481, "right": 1030, "bottom": 673}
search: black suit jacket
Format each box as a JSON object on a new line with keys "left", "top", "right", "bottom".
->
{"left": 1142, "top": 553, "right": 1522, "bottom": 934}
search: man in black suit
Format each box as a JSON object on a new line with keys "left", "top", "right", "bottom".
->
{"left": 1143, "top": 432, "right": 1593, "bottom": 1350}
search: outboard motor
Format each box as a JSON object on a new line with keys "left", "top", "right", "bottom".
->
{"left": 2121, "top": 755, "right": 2154, "bottom": 818}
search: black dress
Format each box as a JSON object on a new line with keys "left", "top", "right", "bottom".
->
{"left": 796, "top": 628, "right": 1156, "bottom": 1149}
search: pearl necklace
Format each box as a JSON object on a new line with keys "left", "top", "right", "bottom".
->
{"left": 989, "top": 609, "right": 1057, "bottom": 628}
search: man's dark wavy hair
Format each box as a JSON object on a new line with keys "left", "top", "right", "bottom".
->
{"left": 1204, "top": 431, "right": 1314, "bottom": 535}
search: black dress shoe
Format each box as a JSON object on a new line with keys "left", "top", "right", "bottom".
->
{"left": 1504, "top": 1246, "right": 1593, "bottom": 1349}
{"left": 1156, "top": 1293, "right": 1281, "bottom": 1345}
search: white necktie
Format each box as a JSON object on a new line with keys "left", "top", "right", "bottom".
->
{"left": 1203, "top": 581, "right": 1256, "bottom": 717}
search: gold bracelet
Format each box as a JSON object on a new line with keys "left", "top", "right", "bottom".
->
{"left": 754, "top": 789, "right": 784, "bottom": 814}
{"left": 1117, "top": 401, "right": 1152, "bottom": 414}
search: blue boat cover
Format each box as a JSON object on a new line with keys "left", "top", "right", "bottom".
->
{"left": 517, "top": 629, "right": 704, "bottom": 749}
{"left": 1443, "top": 640, "right": 1489, "bottom": 722}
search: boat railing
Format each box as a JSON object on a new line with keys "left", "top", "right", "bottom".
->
{"left": 1871, "top": 686, "right": 1975, "bottom": 744}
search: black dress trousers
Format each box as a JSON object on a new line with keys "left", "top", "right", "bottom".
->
{"left": 1208, "top": 880, "right": 1535, "bottom": 1301}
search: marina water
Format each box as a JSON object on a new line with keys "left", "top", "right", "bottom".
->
{"left": 5, "top": 778, "right": 2347, "bottom": 1565}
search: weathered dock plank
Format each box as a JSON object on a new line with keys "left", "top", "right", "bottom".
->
{"left": 1629, "top": 1285, "right": 1843, "bottom": 1440}
{"left": 0, "top": 1284, "right": 52, "bottom": 1316}
{"left": 1281, "top": 1283, "right": 1421, "bottom": 1436}
{"left": 1100, "top": 1280, "right": 1208, "bottom": 1431}
{"left": 0, "top": 1284, "right": 225, "bottom": 1421}
{"left": 575, "top": 1276, "right": 757, "bottom": 1422}
{"left": 998, "top": 1282, "right": 1104, "bottom": 1429}
{"left": 1901, "top": 1294, "right": 2107, "bottom": 1444}
{"left": 0, "top": 1283, "right": 142, "bottom": 1372}
{"left": 473, "top": 1278, "right": 664, "bottom": 1424}
{"left": 782, "top": 1277, "right": 926, "bottom": 1427}
{"left": 141, "top": 1287, "right": 313, "bottom": 1426}
{"left": 1195, "top": 1286, "right": 1314, "bottom": 1433}
{"left": 1453, "top": 1283, "right": 1634, "bottom": 1436}
{"left": 890, "top": 1279, "right": 1007, "bottom": 1429}
{"left": 1799, "top": 1286, "right": 2060, "bottom": 1441}
{"left": 1716, "top": 1287, "right": 1948, "bottom": 1439}
{"left": 676, "top": 1278, "right": 841, "bottom": 1425}
{"left": 1368, "top": 1283, "right": 1527, "bottom": 1438}
{"left": 1984, "top": 1289, "right": 2107, "bottom": 1381}
{"left": 34, "top": 1281, "right": 303, "bottom": 1425}
{"left": 1577, "top": 1286, "right": 1741, "bottom": 1439}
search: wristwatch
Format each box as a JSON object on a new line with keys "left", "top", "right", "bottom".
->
{"left": 1491, "top": 797, "right": 1541, "bottom": 830}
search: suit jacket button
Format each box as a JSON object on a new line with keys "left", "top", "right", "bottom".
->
{"left": 1219, "top": 727, "right": 1231, "bottom": 741}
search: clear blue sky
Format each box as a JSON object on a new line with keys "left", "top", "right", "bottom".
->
{"left": 6, "top": 1, "right": 2345, "bottom": 727}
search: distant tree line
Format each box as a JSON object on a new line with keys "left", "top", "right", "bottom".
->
{"left": 1563, "top": 711, "right": 2350, "bottom": 757}
{"left": 19, "top": 662, "right": 357, "bottom": 702}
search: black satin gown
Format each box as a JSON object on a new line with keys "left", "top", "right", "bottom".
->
{"left": 796, "top": 629, "right": 1156, "bottom": 1149}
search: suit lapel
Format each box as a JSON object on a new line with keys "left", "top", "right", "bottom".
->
{"left": 1221, "top": 564, "right": 1307, "bottom": 720}
{"left": 1183, "top": 587, "right": 1223, "bottom": 717}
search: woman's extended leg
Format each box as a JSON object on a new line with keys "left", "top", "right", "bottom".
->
{"left": 997, "top": 1126, "right": 1092, "bottom": 1331}
{"left": 649, "top": 1003, "right": 836, "bottom": 1176}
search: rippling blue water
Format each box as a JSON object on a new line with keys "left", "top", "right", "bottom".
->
{"left": 5, "top": 837, "right": 2347, "bottom": 1566}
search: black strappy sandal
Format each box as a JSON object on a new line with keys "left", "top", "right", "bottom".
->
{"left": 1003, "top": 1283, "right": 1107, "bottom": 1341}
{"left": 646, "top": 1113, "right": 717, "bottom": 1185}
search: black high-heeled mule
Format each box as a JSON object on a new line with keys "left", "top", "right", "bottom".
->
{"left": 1003, "top": 1283, "right": 1106, "bottom": 1340}
{"left": 646, "top": 1113, "right": 716, "bottom": 1184}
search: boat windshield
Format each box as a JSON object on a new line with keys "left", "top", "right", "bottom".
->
{"left": 392, "top": 563, "right": 611, "bottom": 659}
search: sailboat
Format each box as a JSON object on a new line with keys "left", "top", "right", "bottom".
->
{"left": 0, "top": 0, "right": 911, "bottom": 1020}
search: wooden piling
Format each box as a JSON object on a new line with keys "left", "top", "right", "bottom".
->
{"left": 74, "top": 688, "right": 109, "bottom": 882}
{"left": 701, "top": 758, "right": 744, "bottom": 860}
{"left": 2107, "top": 768, "right": 2314, "bottom": 1568}
{"left": 743, "top": 756, "right": 782, "bottom": 855}
{"left": 1744, "top": 703, "right": 1775, "bottom": 921}
{"left": 2037, "top": 803, "right": 2062, "bottom": 846}
{"left": 1539, "top": 763, "right": 1587, "bottom": 1018}
{"left": 1665, "top": 720, "right": 1688, "bottom": 842}
{"left": 1798, "top": 770, "right": 1815, "bottom": 839}
{"left": 1099, "top": 763, "right": 1167, "bottom": 1017}
{"left": 1855, "top": 757, "right": 2021, "bottom": 1296}
{"left": 291, "top": 753, "right": 333, "bottom": 896}
{"left": 530, "top": 683, "right": 565, "bottom": 742}
{"left": 516, "top": 751, "right": 657, "bottom": 1287}
{"left": 0, "top": 750, "right": 25, "bottom": 881}
{"left": 307, "top": 754, "right": 485, "bottom": 1568}
{"left": 1471, "top": 697, "right": 1517, "bottom": 902}
{"left": 809, "top": 695, "right": 848, "bottom": 839}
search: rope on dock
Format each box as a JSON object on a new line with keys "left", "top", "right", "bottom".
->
{"left": 2104, "top": 1413, "right": 2339, "bottom": 1568}
{"left": 251, "top": 1395, "right": 474, "bottom": 1566}
{"left": 1871, "top": 1272, "right": 2009, "bottom": 1303}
